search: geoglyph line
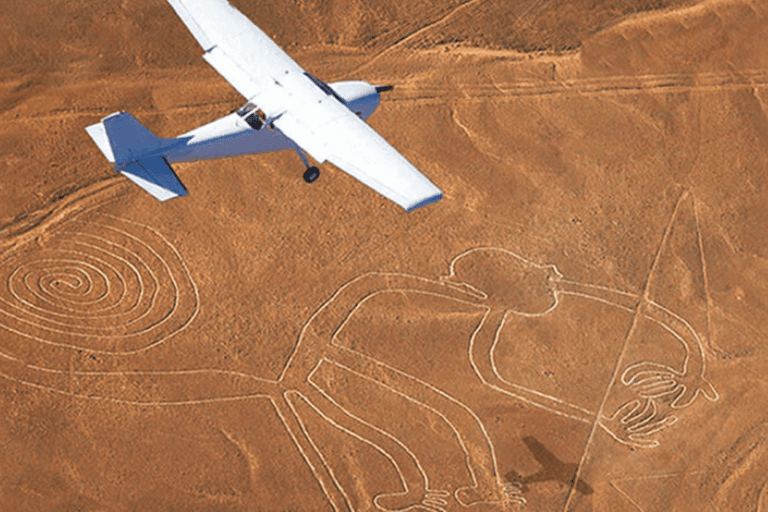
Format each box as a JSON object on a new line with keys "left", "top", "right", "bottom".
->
{"left": 387, "top": 69, "right": 768, "bottom": 104}
{"left": 0, "top": 213, "right": 199, "bottom": 354}
{"left": 0, "top": 228, "right": 718, "bottom": 510}
{"left": 322, "top": 354, "right": 500, "bottom": 507}
{"left": 562, "top": 191, "right": 684, "bottom": 510}
{"left": 8, "top": 69, "right": 767, "bottom": 125}
{"left": 7, "top": 244, "right": 140, "bottom": 321}
{"left": 561, "top": 191, "right": 718, "bottom": 509}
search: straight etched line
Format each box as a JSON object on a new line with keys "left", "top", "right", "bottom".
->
{"left": 352, "top": 0, "right": 488, "bottom": 73}
{"left": 693, "top": 198, "right": 716, "bottom": 356}
{"left": 561, "top": 191, "right": 689, "bottom": 511}
{"left": 609, "top": 480, "right": 646, "bottom": 512}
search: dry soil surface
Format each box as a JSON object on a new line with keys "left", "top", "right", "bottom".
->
{"left": 1, "top": 0, "right": 768, "bottom": 511}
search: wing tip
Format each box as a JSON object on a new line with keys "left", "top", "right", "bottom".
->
{"left": 405, "top": 192, "right": 442, "bottom": 212}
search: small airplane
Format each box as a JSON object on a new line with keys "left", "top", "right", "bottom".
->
{"left": 85, "top": 0, "right": 442, "bottom": 212}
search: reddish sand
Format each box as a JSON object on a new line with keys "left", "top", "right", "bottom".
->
{"left": 1, "top": 0, "right": 767, "bottom": 510}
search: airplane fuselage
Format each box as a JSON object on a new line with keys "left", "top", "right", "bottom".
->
{"left": 161, "top": 80, "right": 383, "bottom": 165}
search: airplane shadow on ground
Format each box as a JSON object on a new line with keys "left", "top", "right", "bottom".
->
{"left": 506, "top": 436, "right": 594, "bottom": 496}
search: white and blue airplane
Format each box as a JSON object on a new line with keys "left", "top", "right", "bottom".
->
{"left": 86, "top": 0, "right": 442, "bottom": 211}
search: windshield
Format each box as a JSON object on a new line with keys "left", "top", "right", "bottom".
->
{"left": 236, "top": 102, "right": 257, "bottom": 117}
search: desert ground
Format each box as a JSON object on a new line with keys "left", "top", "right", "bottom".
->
{"left": 1, "top": 0, "right": 767, "bottom": 510}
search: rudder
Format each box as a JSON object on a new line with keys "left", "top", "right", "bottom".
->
{"left": 100, "top": 112, "right": 167, "bottom": 165}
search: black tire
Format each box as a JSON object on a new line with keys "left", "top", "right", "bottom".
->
{"left": 303, "top": 167, "right": 320, "bottom": 183}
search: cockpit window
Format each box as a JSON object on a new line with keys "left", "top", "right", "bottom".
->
{"left": 236, "top": 102, "right": 267, "bottom": 130}
{"left": 236, "top": 102, "right": 257, "bottom": 117}
{"left": 304, "top": 72, "right": 346, "bottom": 104}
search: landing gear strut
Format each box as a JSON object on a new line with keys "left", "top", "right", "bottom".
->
{"left": 292, "top": 144, "right": 320, "bottom": 184}
{"left": 303, "top": 167, "right": 320, "bottom": 183}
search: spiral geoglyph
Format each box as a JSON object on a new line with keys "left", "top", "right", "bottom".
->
{"left": 0, "top": 214, "right": 199, "bottom": 354}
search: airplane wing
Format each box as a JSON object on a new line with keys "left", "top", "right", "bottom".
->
{"left": 274, "top": 109, "right": 443, "bottom": 211}
{"left": 166, "top": 0, "right": 442, "bottom": 211}
{"left": 166, "top": 0, "right": 297, "bottom": 99}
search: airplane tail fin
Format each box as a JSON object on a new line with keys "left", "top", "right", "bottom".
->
{"left": 86, "top": 112, "right": 188, "bottom": 201}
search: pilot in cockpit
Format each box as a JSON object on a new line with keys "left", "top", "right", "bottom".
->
{"left": 236, "top": 102, "right": 267, "bottom": 130}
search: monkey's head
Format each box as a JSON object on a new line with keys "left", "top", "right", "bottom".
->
{"left": 440, "top": 248, "right": 561, "bottom": 313}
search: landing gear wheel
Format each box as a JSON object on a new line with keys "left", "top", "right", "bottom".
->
{"left": 303, "top": 167, "right": 320, "bottom": 183}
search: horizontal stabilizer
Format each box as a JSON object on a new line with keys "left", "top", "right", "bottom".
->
{"left": 120, "top": 157, "right": 188, "bottom": 201}
{"left": 85, "top": 122, "right": 116, "bottom": 162}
